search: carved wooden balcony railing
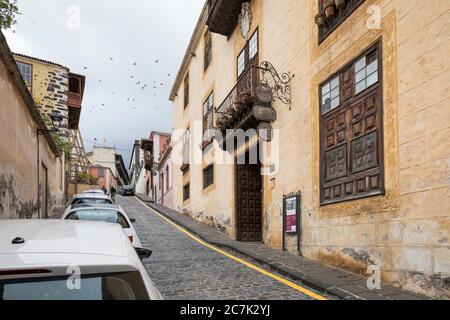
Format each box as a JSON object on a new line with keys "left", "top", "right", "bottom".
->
{"left": 215, "top": 65, "right": 276, "bottom": 133}
{"left": 68, "top": 92, "right": 82, "bottom": 107}
{"left": 207, "top": 0, "right": 248, "bottom": 37}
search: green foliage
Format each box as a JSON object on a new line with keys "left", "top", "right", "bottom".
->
{"left": 0, "top": 0, "right": 19, "bottom": 30}
{"left": 40, "top": 114, "right": 71, "bottom": 159}
{"left": 51, "top": 132, "right": 71, "bottom": 160}
{"left": 75, "top": 173, "right": 99, "bottom": 186}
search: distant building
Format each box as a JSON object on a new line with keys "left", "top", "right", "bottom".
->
{"left": 89, "top": 165, "right": 116, "bottom": 192}
{"left": 115, "top": 154, "right": 129, "bottom": 187}
{"left": 88, "top": 146, "right": 128, "bottom": 188}
{"left": 156, "top": 137, "right": 173, "bottom": 209}
{"left": 129, "top": 140, "right": 146, "bottom": 194}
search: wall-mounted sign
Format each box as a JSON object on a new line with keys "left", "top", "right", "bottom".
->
{"left": 282, "top": 192, "right": 302, "bottom": 254}
{"left": 256, "top": 83, "right": 273, "bottom": 104}
{"left": 285, "top": 197, "right": 297, "bottom": 233}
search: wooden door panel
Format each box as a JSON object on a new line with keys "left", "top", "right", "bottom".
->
{"left": 236, "top": 155, "right": 262, "bottom": 242}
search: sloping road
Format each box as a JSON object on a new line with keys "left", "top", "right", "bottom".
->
{"left": 118, "top": 196, "right": 329, "bottom": 300}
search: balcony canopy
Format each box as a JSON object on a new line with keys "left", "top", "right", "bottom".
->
{"left": 207, "top": 0, "right": 248, "bottom": 37}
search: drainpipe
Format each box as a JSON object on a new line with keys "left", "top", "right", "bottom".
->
{"left": 36, "top": 128, "right": 41, "bottom": 219}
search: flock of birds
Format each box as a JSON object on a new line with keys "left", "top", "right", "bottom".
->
{"left": 84, "top": 57, "right": 172, "bottom": 113}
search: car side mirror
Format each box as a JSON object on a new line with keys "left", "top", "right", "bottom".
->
{"left": 135, "top": 248, "right": 152, "bottom": 260}
{"left": 130, "top": 218, "right": 136, "bottom": 223}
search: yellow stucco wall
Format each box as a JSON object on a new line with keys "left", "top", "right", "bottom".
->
{"left": 172, "top": 0, "right": 449, "bottom": 298}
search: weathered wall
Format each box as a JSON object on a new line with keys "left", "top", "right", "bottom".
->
{"left": 171, "top": 0, "right": 449, "bottom": 298}
{"left": 262, "top": 0, "right": 450, "bottom": 298}
{"left": 0, "top": 57, "right": 65, "bottom": 219}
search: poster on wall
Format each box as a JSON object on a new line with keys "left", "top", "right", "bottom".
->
{"left": 285, "top": 197, "right": 297, "bottom": 233}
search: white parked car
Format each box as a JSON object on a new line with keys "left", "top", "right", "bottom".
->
{"left": 0, "top": 220, "right": 162, "bottom": 300}
{"left": 62, "top": 204, "right": 142, "bottom": 248}
{"left": 64, "top": 193, "right": 113, "bottom": 217}
{"left": 82, "top": 189, "right": 105, "bottom": 195}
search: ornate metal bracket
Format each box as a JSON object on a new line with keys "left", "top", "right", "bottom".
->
{"left": 259, "top": 61, "right": 295, "bottom": 109}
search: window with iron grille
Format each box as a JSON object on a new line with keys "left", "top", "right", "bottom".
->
{"left": 183, "top": 183, "right": 190, "bottom": 202}
{"left": 203, "top": 165, "right": 214, "bottom": 189}
{"left": 203, "top": 92, "right": 214, "bottom": 137}
{"left": 184, "top": 73, "right": 190, "bottom": 109}
{"left": 318, "top": 0, "right": 365, "bottom": 43}
{"left": 204, "top": 31, "right": 212, "bottom": 71}
{"left": 98, "top": 168, "right": 104, "bottom": 178}
{"left": 320, "top": 41, "right": 384, "bottom": 205}
{"left": 16, "top": 62, "right": 32, "bottom": 87}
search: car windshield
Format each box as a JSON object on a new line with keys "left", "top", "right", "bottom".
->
{"left": 71, "top": 198, "right": 112, "bottom": 205}
{"left": 66, "top": 210, "right": 130, "bottom": 228}
{"left": 0, "top": 272, "right": 150, "bottom": 300}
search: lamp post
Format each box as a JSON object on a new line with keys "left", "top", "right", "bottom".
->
{"left": 37, "top": 110, "right": 63, "bottom": 135}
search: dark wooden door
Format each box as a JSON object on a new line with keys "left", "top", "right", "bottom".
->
{"left": 236, "top": 149, "right": 262, "bottom": 242}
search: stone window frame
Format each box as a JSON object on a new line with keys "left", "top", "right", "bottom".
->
{"left": 319, "top": 40, "right": 385, "bottom": 205}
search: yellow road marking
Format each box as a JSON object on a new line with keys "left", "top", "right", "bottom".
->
{"left": 134, "top": 197, "right": 328, "bottom": 301}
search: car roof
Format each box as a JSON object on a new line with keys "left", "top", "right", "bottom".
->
{"left": 0, "top": 220, "right": 127, "bottom": 257}
{"left": 72, "top": 193, "right": 110, "bottom": 200}
{"left": 69, "top": 204, "right": 122, "bottom": 211}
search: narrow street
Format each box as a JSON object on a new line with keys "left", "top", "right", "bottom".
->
{"left": 117, "top": 196, "right": 326, "bottom": 300}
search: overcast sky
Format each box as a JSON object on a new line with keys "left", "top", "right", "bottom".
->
{"left": 4, "top": 0, "right": 204, "bottom": 165}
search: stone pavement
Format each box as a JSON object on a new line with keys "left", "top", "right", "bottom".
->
{"left": 118, "top": 195, "right": 330, "bottom": 300}
{"left": 137, "top": 194, "right": 429, "bottom": 300}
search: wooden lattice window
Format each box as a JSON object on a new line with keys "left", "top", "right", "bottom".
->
{"left": 318, "top": 0, "right": 365, "bottom": 43}
{"left": 204, "top": 31, "right": 212, "bottom": 71}
{"left": 320, "top": 41, "right": 384, "bottom": 205}
{"left": 184, "top": 73, "right": 190, "bottom": 109}
{"left": 203, "top": 165, "right": 214, "bottom": 189}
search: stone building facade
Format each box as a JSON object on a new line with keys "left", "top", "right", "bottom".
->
{"left": 13, "top": 53, "right": 85, "bottom": 141}
{"left": 169, "top": 0, "right": 449, "bottom": 298}
{"left": 0, "top": 31, "right": 66, "bottom": 219}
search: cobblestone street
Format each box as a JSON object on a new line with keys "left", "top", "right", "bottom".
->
{"left": 117, "top": 196, "right": 326, "bottom": 300}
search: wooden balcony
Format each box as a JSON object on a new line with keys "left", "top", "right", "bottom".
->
{"left": 207, "top": 0, "right": 248, "bottom": 37}
{"left": 215, "top": 65, "right": 276, "bottom": 133}
{"left": 144, "top": 151, "right": 153, "bottom": 171}
{"left": 68, "top": 92, "right": 82, "bottom": 108}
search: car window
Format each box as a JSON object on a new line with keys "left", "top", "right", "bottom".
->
{"left": 0, "top": 272, "right": 150, "bottom": 300}
{"left": 66, "top": 209, "right": 130, "bottom": 229}
{"left": 71, "top": 198, "right": 112, "bottom": 205}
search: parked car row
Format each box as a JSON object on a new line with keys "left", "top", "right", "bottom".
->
{"left": 0, "top": 189, "right": 162, "bottom": 300}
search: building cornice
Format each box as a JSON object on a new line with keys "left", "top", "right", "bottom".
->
{"left": 169, "top": 1, "right": 209, "bottom": 101}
